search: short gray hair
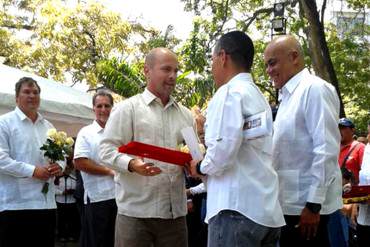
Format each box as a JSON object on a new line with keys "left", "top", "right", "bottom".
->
{"left": 92, "top": 90, "right": 114, "bottom": 106}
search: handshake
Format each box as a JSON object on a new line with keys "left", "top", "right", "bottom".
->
{"left": 179, "top": 143, "right": 206, "bottom": 178}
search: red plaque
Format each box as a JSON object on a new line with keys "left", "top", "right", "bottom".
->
{"left": 343, "top": 185, "right": 370, "bottom": 198}
{"left": 343, "top": 185, "right": 370, "bottom": 204}
{"left": 118, "top": 141, "right": 192, "bottom": 166}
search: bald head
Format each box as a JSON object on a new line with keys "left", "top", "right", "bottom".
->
{"left": 264, "top": 35, "right": 305, "bottom": 89}
{"left": 268, "top": 35, "right": 304, "bottom": 63}
{"left": 145, "top": 47, "right": 177, "bottom": 68}
{"left": 144, "top": 47, "right": 179, "bottom": 105}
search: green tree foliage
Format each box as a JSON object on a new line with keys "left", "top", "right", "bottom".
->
{"left": 326, "top": 24, "right": 370, "bottom": 132}
{"left": 96, "top": 58, "right": 145, "bottom": 98}
{"left": 96, "top": 55, "right": 214, "bottom": 108}
{"left": 1, "top": 0, "right": 368, "bottom": 131}
{"left": 179, "top": 0, "right": 369, "bottom": 132}
{"left": 1, "top": 0, "right": 141, "bottom": 87}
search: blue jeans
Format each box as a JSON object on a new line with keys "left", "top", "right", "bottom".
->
{"left": 208, "top": 210, "right": 281, "bottom": 247}
{"left": 327, "top": 209, "right": 349, "bottom": 247}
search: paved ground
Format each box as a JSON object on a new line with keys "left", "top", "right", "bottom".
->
{"left": 55, "top": 240, "right": 78, "bottom": 247}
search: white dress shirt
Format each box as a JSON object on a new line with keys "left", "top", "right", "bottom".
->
{"left": 74, "top": 120, "right": 115, "bottom": 204}
{"left": 0, "top": 107, "right": 61, "bottom": 211}
{"left": 273, "top": 68, "right": 342, "bottom": 215}
{"left": 99, "top": 89, "right": 194, "bottom": 219}
{"left": 358, "top": 144, "right": 370, "bottom": 226}
{"left": 189, "top": 183, "right": 206, "bottom": 195}
{"left": 200, "top": 73, "right": 285, "bottom": 227}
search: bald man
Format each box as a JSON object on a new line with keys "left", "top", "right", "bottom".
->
{"left": 264, "top": 36, "right": 342, "bottom": 246}
{"left": 99, "top": 48, "right": 194, "bottom": 247}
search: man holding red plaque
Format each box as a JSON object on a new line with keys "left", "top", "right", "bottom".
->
{"left": 0, "top": 77, "right": 64, "bottom": 247}
{"left": 99, "top": 47, "right": 194, "bottom": 247}
{"left": 190, "top": 31, "right": 285, "bottom": 246}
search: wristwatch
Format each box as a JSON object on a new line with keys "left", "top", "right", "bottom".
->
{"left": 305, "top": 202, "right": 321, "bottom": 214}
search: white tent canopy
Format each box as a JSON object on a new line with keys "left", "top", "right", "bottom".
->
{"left": 0, "top": 64, "right": 94, "bottom": 136}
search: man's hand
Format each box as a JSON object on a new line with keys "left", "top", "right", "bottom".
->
{"left": 187, "top": 200, "right": 194, "bottom": 213}
{"left": 298, "top": 207, "right": 320, "bottom": 240}
{"left": 108, "top": 169, "right": 115, "bottom": 177}
{"left": 128, "top": 158, "right": 162, "bottom": 176}
{"left": 47, "top": 163, "right": 63, "bottom": 177}
{"left": 32, "top": 166, "right": 51, "bottom": 181}
{"left": 189, "top": 159, "right": 204, "bottom": 178}
{"left": 64, "top": 189, "right": 75, "bottom": 195}
{"left": 186, "top": 188, "right": 192, "bottom": 197}
{"left": 350, "top": 204, "right": 358, "bottom": 226}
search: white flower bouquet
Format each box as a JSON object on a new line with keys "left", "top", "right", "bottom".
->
{"left": 40, "top": 128, "right": 74, "bottom": 194}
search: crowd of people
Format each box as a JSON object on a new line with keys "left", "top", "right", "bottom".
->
{"left": 0, "top": 31, "right": 369, "bottom": 247}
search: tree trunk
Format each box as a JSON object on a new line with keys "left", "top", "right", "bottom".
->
{"left": 299, "top": 0, "right": 346, "bottom": 117}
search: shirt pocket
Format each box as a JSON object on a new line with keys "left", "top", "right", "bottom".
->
{"left": 277, "top": 170, "right": 300, "bottom": 204}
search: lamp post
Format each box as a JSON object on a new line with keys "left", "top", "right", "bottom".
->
{"left": 270, "top": 2, "right": 287, "bottom": 112}
{"left": 271, "top": 2, "right": 287, "bottom": 39}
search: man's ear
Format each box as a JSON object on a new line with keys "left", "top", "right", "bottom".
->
{"left": 290, "top": 50, "right": 299, "bottom": 64}
{"left": 143, "top": 64, "right": 150, "bottom": 77}
{"left": 219, "top": 50, "right": 227, "bottom": 66}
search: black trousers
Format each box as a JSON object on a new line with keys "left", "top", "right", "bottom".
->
{"left": 0, "top": 209, "right": 56, "bottom": 247}
{"left": 80, "top": 198, "right": 117, "bottom": 247}
{"left": 56, "top": 202, "right": 80, "bottom": 240}
{"left": 357, "top": 223, "right": 370, "bottom": 247}
{"left": 280, "top": 214, "right": 330, "bottom": 247}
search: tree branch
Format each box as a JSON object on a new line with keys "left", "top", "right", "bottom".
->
{"left": 1, "top": 23, "right": 34, "bottom": 30}
{"left": 321, "top": 0, "right": 327, "bottom": 25}
{"left": 241, "top": 0, "right": 300, "bottom": 31}
{"left": 243, "top": 7, "right": 274, "bottom": 30}
{"left": 83, "top": 30, "right": 100, "bottom": 62}
{"left": 204, "top": 0, "right": 230, "bottom": 54}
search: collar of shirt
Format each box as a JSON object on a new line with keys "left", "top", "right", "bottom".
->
{"left": 340, "top": 140, "right": 361, "bottom": 153}
{"left": 340, "top": 141, "right": 353, "bottom": 151}
{"left": 15, "top": 106, "right": 44, "bottom": 123}
{"left": 223, "top": 72, "right": 253, "bottom": 89}
{"left": 142, "top": 88, "right": 179, "bottom": 110}
{"left": 91, "top": 120, "right": 104, "bottom": 134}
{"left": 279, "top": 68, "right": 307, "bottom": 102}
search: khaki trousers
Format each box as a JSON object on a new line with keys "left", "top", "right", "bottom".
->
{"left": 115, "top": 214, "right": 188, "bottom": 247}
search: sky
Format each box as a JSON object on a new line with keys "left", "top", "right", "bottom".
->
{"left": 99, "top": 0, "right": 194, "bottom": 40}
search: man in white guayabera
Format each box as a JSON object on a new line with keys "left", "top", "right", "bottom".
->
{"left": 0, "top": 77, "right": 64, "bottom": 247}
{"left": 264, "top": 35, "right": 342, "bottom": 246}
{"left": 74, "top": 90, "right": 117, "bottom": 247}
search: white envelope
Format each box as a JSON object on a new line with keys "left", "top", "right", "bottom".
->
{"left": 181, "top": 127, "right": 204, "bottom": 161}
